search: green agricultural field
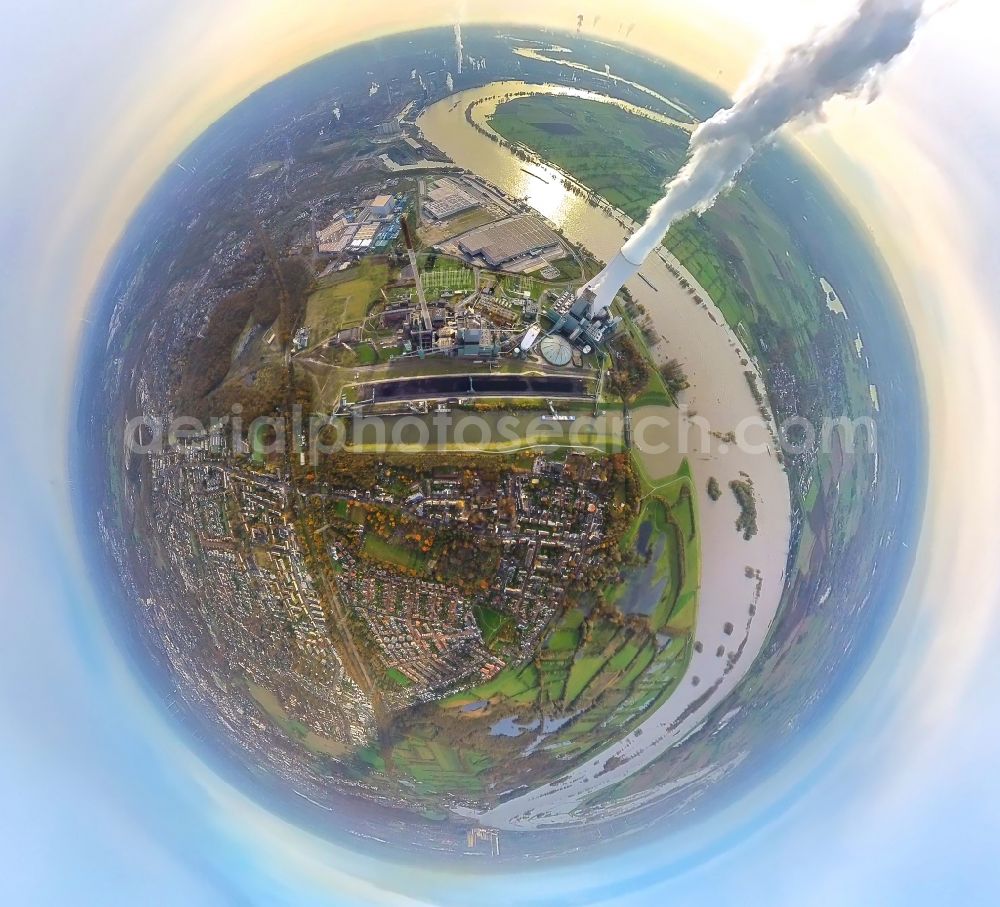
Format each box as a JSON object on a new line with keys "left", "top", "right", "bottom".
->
{"left": 442, "top": 663, "right": 538, "bottom": 707}
{"left": 490, "top": 97, "right": 690, "bottom": 223}
{"left": 390, "top": 735, "right": 492, "bottom": 796}
{"left": 607, "top": 641, "right": 640, "bottom": 672}
{"left": 355, "top": 745, "right": 386, "bottom": 773}
{"left": 564, "top": 656, "right": 607, "bottom": 705}
{"left": 546, "top": 628, "right": 580, "bottom": 652}
{"left": 304, "top": 260, "right": 388, "bottom": 342}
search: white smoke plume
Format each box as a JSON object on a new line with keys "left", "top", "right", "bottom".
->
{"left": 583, "top": 0, "right": 929, "bottom": 314}
{"left": 454, "top": 23, "right": 464, "bottom": 74}
{"left": 446, "top": 72, "right": 454, "bottom": 92}
{"left": 622, "top": 0, "right": 926, "bottom": 265}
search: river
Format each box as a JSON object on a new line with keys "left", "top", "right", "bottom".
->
{"left": 417, "top": 82, "right": 792, "bottom": 830}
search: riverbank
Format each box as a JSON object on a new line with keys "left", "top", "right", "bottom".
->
{"left": 418, "top": 82, "right": 792, "bottom": 829}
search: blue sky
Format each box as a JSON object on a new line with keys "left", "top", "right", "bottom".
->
{"left": 2, "top": 1, "right": 1000, "bottom": 904}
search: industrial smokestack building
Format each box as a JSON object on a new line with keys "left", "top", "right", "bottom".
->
{"left": 576, "top": 249, "right": 644, "bottom": 318}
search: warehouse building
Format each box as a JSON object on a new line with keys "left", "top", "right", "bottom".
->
{"left": 422, "top": 178, "right": 479, "bottom": 221}
{"left": 457, "top": 215, "right": 565, "bottom": 269}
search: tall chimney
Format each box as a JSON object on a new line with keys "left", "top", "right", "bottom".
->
{"left": 577, "top": 249, "right": 644, "bottom": 317}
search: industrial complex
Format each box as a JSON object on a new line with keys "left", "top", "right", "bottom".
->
{"left": 302, "top": 166, "right": 625, "bottom": 387}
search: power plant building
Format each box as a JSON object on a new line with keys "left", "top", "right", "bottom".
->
{"left": 456, "top": 327, "right": 499, "bottom": 358}
{"left": 547, "top": 289, "right": 622, "bottom": 353}
{"left": 539, "top": 334, "right": 573, "bottom": 366}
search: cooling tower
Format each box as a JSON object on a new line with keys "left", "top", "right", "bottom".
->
{"left": 579, "top": 248, "right": 644, "bottom": 317}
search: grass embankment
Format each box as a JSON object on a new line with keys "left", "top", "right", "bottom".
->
{"left": 345, "top": 410, "right": 624, "bottom": 456}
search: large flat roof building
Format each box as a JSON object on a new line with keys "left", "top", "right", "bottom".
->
{"left": 350, "top": 223, "right": 380, "bottom": 250}
{"left": 457, "top": 215, "right": 565, "bottom": 269}
{"left": 422, "top": 178, "right": 479, "bottom": 221}
{"left": 369, "top": 194, "right": 395, "bottom": 216}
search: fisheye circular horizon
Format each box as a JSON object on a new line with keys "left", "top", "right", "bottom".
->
{"left": 73, "top": 22, "right": 924, "bottom": 867}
